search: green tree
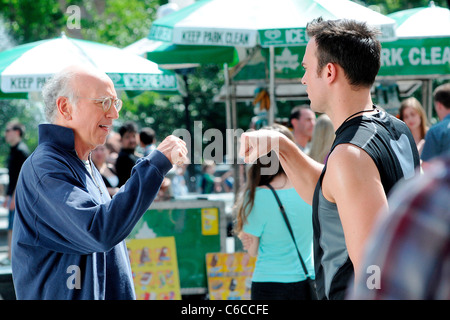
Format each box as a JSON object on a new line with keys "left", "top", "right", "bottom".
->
{"left": 79, "top": 0, "right": 159, "bottom": 47}
{"left": 362, "top": 0, "right": 448, "bottom": 14}
{"left": 0, "top": 0, "right": 66, "bottom": 44}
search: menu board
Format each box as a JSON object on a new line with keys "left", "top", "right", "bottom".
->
{"left": 206, "top": 252, "right": 256, "bottom": 300}
{"left": 126, "top": 237, "right": 181, "bottom": 300}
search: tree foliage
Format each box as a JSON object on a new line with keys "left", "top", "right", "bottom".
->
{"left": 0, "top": 0, "right": 449, "bottom": 165}
{"left": 362, "top": 0, "right": 447, "bottom": 13}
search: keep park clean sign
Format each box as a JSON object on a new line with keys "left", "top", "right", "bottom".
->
{"left": 1, "top": 73, "right": 179, "bottom": 93}
{"left": 378, "top": 37, "right": 450, "bottom": 76}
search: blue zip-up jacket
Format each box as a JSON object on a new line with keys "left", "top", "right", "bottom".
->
{"left": 11, "top": 124, "right": 172, "bottom": 299}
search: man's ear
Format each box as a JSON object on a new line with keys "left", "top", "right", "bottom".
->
{"left": 56, "top": 96, "right": 72, "bottom": 120}
{"left": 325, "top": 62, "right": 337, "bottom": 84}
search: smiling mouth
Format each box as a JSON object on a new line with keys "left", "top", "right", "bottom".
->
{"left": 99, "top": 125, "right": 111, "bottom": 131}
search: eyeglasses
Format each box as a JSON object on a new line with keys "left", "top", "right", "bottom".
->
{"left": 77, "top": 97, "right": 122, "bottom": 113}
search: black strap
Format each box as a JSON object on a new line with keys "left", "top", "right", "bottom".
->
{"left": 265, "top": 183, "right": 310, "bottom": 278}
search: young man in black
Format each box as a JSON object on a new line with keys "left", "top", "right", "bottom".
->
{"left": 240, "top": 18, "right": 420, "bottom": 299}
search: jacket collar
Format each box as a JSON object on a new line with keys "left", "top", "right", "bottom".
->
{"left": 38, "top": 124, "right": 76, "bottom": 151}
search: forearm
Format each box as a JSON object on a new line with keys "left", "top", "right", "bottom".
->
{"left": 239, "top": 232, "right": 259, "bottom": 257}
{"left": 277, "top": 137, "right": 324, "bottom": 205}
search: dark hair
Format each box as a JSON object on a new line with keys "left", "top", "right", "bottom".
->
{"left": 7, "top": 120, "right": 25, "bottom": 137}
{"left": 434, "top": 83, "right": 450, "bottom": 109}
{"left": 234, "top": 124, "right": 294, "bottom": 234}
{"left": 289, "top": 105, "right": 310, "bottom": 128}
{"left": 306, "top": 17, "right": 381, "bottom": 88}
{"left": 139, "top": 127, "right": 156, "bottom": 145}
{"left": 119, "top": 121, "right": 138, "bottom": 138}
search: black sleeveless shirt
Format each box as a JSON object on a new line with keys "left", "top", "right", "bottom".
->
{"left": 312, "top": 109, "right": 420, "bottom": 299}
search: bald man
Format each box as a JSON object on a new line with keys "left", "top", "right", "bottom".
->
{"left": 11, "top": 65, "right": 188, "bottom": 300}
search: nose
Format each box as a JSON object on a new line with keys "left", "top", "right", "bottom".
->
{"left": 301, "top": 75, "right": 307, "bottom": 85}
{"left": 106, "top": 105, "right": 119, "bottom": 120}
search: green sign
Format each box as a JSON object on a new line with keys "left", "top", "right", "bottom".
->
{"left": 378, "top": 37, "right": 450, "bottom": 76}
{"left": 109, "top": 73, "right": 179, "bottom": 91}
{"left": 127, "top": 200, "right": 226, "bottom": 292}
{"left": 233, "top": 37, "right": 450, "bottom": 82}
{"left": 259, "top": 28, "right": 310, "bottom": 47}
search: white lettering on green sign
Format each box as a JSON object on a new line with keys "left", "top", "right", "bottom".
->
{"left": 122, "top": 74, "right": 176, "bottom": 90}
{"left": 181, "top": 30, "right": 249, "bottom": 46}
{"left": 381, "top": 46, "right": 450, "bottom": 67}
{"left": 285, "top": 29, "right": 308, "bottom": 45}
{"left": 409, "top": 46, "right": 450, "bottom": 66}
{"left": 150, "top": 26, "right": 172, "bottom": 42}
{"left": 5, "top": 76, "right": 49, "bottom": 92}
{"left": 381, "top": 48, "right": 404, "bottom": 66}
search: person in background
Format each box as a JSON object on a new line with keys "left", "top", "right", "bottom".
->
{"left": 235, "top": 124, "right": 314, "bottom": 300}
{"left": 139, "top": 127, "right": 156, "bottom": 157}
{"left": 171, "top": 164, "right": 189, "bottom": 197}
{"left": 11, "top": 64, "right": 188, "bottom": 299}
{"left": 421, "top": 83, "right": 450, "bottom": 170}
{"left": 91, "top": 144, "right": 119, "bottom": 197}
{"left": 308, "top": 114, "right": 335, "bottom": 164}
{"left": 349, "top": 150, "right": 450, "bottom": 300}
{"left": 1, "top": 121, "right": 29, "bottom": 266}
{"left": 105, "top": 131, "right": 121, "bottom": 166}
{"left": 399, "top": 97, "right": 429, "bottom": 155}
{"left": 116, "top": 121, "right": 140, "bottom": 187}
{"left": 200, "top": 160, "right": 220, "bottom": 194}
{"left": 289, "top": 105, "right": 316, "bottom": 152}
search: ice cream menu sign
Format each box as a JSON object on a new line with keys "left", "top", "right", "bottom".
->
{"left": 126, "top": 237, "right": 181, "bottom": 300}
{"left": 206, "top": 252, "right": 256, "bottom": 300}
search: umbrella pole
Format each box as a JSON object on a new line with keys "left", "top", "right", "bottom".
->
{"left": 224, "top": 64, "right": 240, "bottom": 199}
{"left": 269, "top": 45, "right": 276, "bottom": 125}
{"left": 224, "top": 64, "right": 233, "bottom": 163}
{"left": 181, "top": 71, "right": 196, "bottom": 192}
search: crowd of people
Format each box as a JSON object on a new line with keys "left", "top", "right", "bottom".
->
{"left": 1, "top": 17, "right": 449, "bottom": 300}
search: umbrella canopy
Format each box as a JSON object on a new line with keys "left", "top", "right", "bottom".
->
{"left": 124, "top": 38, "right": 238, "bottom": 69}
{"left": 148, "top": 0, "right": 397, "bottom": 47}
{"left": 0, "top": 33, "right": 183, "bottom": 98}
{"left": 387, "top": 2, "right": 450, "bottom": 38}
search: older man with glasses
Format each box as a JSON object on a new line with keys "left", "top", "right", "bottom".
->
{"left": 11, "top": 64, "right": 188, "bottom": 300}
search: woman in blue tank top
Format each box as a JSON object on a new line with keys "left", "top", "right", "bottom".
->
{"left": 234, "top": 124, "right": 315, "bottom": 300}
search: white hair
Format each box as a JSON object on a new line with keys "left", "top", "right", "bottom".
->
{"left": 41, "top": 69, "right": 79, "bottom": 123}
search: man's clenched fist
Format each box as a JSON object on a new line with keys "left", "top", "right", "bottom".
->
{"left": 157, "top": 135, "right": 189, "bottom": 166}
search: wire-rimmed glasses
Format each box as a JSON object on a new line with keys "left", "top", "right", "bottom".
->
{"left": 77, "top": 96, "right": 122, "bottom": 113}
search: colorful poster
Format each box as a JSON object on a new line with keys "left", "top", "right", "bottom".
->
{"left": 126, "top": 237, "right": 181, "bottom": 300}
{"left": 201, "top": 208, "right": 219, "bottom": 235}
{"left": 206, "top": 252, "right": 256, "bottom": 300}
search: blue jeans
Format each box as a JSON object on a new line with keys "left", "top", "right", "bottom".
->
{"left": 251, "top": 280, "right": 312, "bottom": 300}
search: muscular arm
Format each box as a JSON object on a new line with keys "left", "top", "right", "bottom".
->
{"left": 323, "top": 144, "right": 387, "bottom": 280}
{"left": 240, "top": 130, "right": 324, "bottom": 204}
{"left": 277, "top": 136, "right": 324, "bottom": 204}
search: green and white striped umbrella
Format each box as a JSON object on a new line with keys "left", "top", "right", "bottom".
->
{"left": 0, "top": 33, "right": 182, "bottom": 99}
{"left": 387, "top": 2, "right": 450, "bottom": 38}
{"left": 124, "top": 38, "right": 238, "bottom": 68}
{"left": 148, "top": 0, "right": 396, "bottom": 47}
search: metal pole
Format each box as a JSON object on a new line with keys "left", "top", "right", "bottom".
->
{"left": 224, "top": 64, "right": 233, "bottom": 163}
{"left": 269, "top": 45, "right": 276, "bottom": 124}
{"left": 231, "top": 84, "right": 240, "bottom": 199}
